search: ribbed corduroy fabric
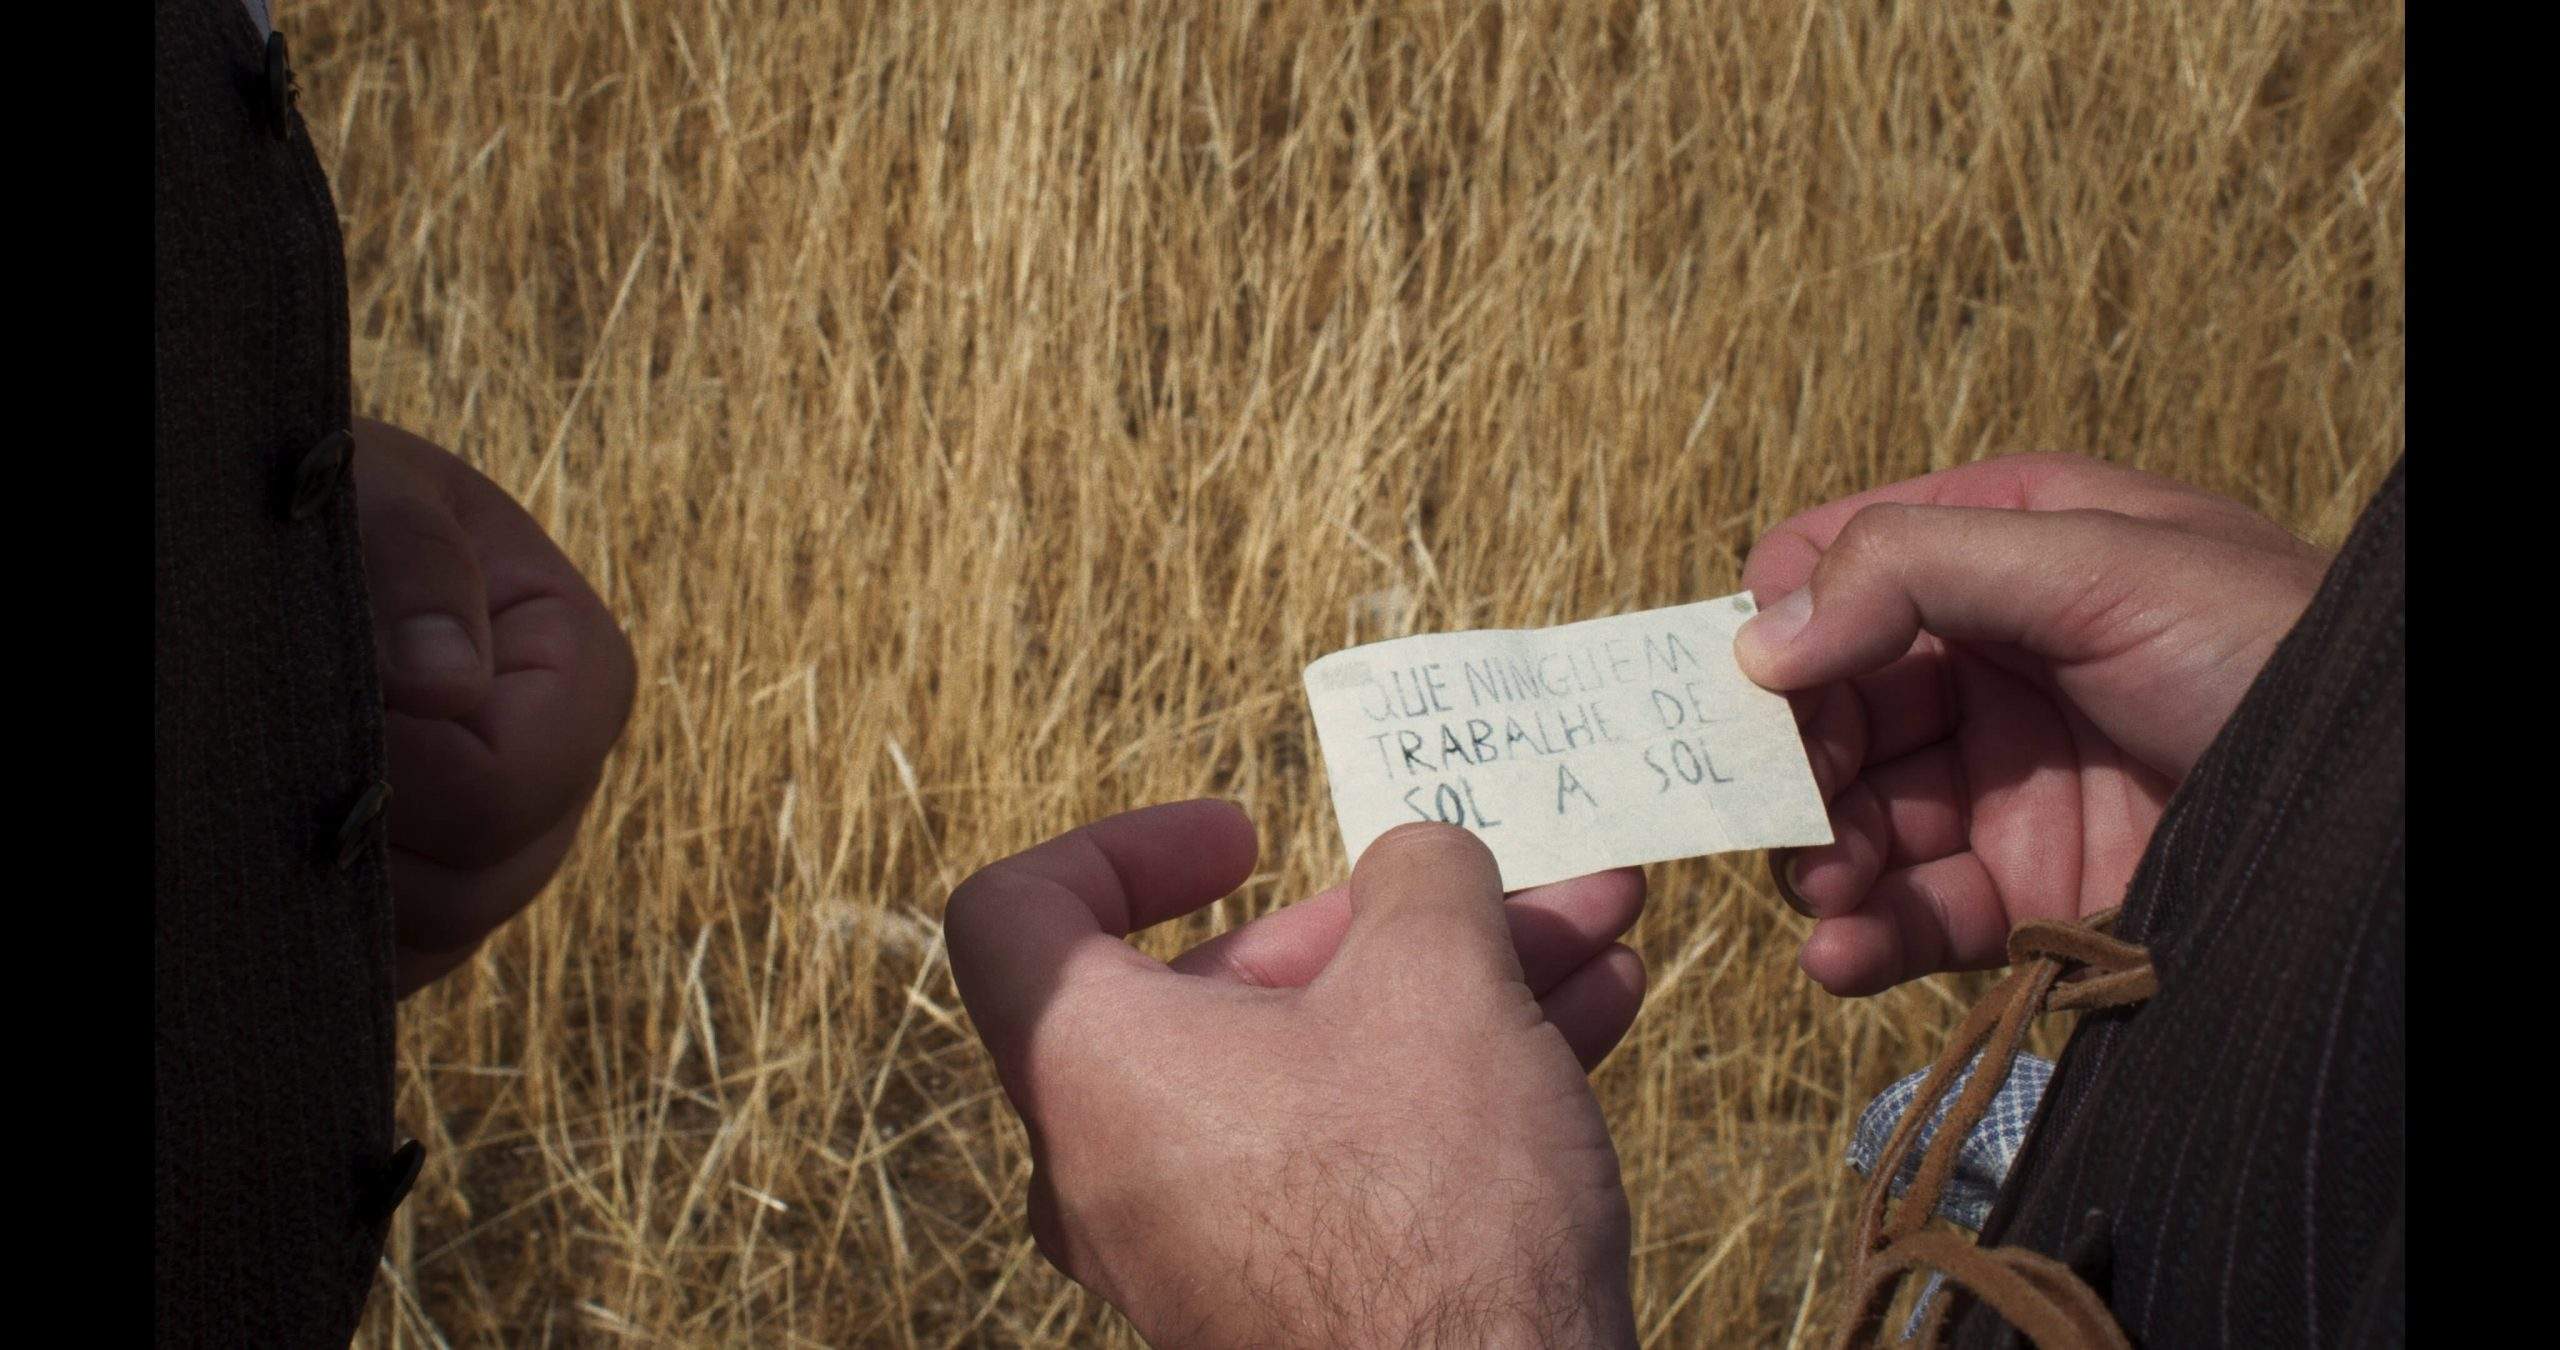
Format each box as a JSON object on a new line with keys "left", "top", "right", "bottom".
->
{"left": 1949, "top": 458, "right": 2406, "bottom": 1347}
{"left": 155, "top": 0, "right": 397, "bottom": 1342}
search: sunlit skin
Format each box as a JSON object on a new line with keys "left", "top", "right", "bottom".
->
{"left": 947, "top": 806, "right": 1644, "bottom": 1348}
{"left": 1735, "top": 452, "right": 2329, "bottom": 995}
{"left": 351, "top": 418, "right": 637, "bottom": 995}
{"left": 948, "top": 452, "right": 2333, "bottom": 1344}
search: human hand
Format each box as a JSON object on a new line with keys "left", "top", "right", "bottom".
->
{"left": 945, "top": 802, "right": 1644, "bottom": 1348}
{"left": 1736, "top": 453, "right": 2330, "bottom": 996}
{"left": 352, "top": 418, "right": 637, "bottom": 996}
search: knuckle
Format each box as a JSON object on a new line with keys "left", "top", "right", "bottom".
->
{"left": 1818, "top": 504, "right": 1913, "bottom": 580}
{"left": 943, "top": 866, "right": 1010, "bottom": 935}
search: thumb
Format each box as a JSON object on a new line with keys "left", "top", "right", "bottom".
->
{"left": 1327, "top": 823, "right": 1524, "bottom": 995}
{"left": 1729, "top": 501, "right": 2300, "bottom": 778}
{"left": 353, "top": 421, "right": 496, "bottom": 719}
{"left": 1735, "top": 502, "right": 2199, "bottom": 690}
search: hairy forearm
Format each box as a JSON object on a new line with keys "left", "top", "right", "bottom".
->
{"left": 1122, "top": 1164, "right": 1635, "bottom": 1350}
{"left": 1384, "top": 1265, "right": 1637, "bottom": 1350}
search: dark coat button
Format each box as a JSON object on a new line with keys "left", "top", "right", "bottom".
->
{"left": 286, "top": 428, "right": 354, "bottom": 521}
{"left": 366, "top": 1139, "right": 426, "bottom": 1225}
{"left": 334, "top": 780, "right": 392, "bottom": 870}
{"left": 264, "top": 31, "right": 296, "bottom": 141}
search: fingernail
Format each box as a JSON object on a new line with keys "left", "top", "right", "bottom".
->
{"left": 1735, "top": 588, "right": 1812, "bottom": 666}
{"left": 393, "top": 614, "right": 479, "bottom": 681}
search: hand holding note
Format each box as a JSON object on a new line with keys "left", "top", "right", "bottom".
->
{"left": 1735, "top": 452, "right": 2335, "bottom": 995}
{"left": 946, "top": 807, "right": 1642, "bottom": 1348}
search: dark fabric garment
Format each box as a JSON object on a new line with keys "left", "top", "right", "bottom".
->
{"left": 1949, "top": 459, "right": 2406, "bottom": 1347}
{"left": 156, "top": 0, "right": 397, "bottom": 1343}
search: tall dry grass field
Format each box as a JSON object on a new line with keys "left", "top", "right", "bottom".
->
{"left": 301, "top": 0, "right": 2402, "bottom": 1343}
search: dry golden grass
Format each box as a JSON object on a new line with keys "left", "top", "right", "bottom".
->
{"left": 302, "top": 1, "right": 2401, "bottom": 1343}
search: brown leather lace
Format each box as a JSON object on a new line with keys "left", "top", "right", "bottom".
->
{"left": 1830, "top": 909, "right": 2157, "bottom": 1350}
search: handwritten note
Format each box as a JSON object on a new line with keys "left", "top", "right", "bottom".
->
{"left": 1302, "top": 595, "right": 1833, "bottom": 890}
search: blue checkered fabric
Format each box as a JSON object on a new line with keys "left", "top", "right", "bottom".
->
{"left": 1847, "top": 1051, "right": 2053, "bottom": 1232}
{"left": 1845, "top": 1052, "right": 2054, "bottom": 1338}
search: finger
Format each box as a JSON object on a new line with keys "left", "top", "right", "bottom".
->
{"left": 384, "top": 587, "right": 635, "bottom": 868}
{"left": 1788, "top": 732, "right": 1986, "bottom": 913}
{"left": 1862, "top": 740, "right": 1971, "bottom": 864}
{"left": 439, "top": 459, "right": 641, "bottom": 790}
{"left": 1162, "top": 883, "right": 1347, "bottom": 985}
{"left": 384, "top": 699, "right": 598, "bottom": 868}
{"left": 1791, "top": 638, "right": 1962, "bottom": 806}
{"left": 359, "top": 424, "right": 637, "bottom": 868}
{"left": 1538, "top": 944, "right": 1647, "bottom": 1071}
{"left": 1741, "top": 451, "right": 2294, "bottom": 599}
{"left": 1326, "top": 822, "right": 1521, "bottom": 995}
{"left": 1845, "top": 643, "right": 1961, "bottom": 769}
{"left": 1171, "top": 868, "right": 1646, "bottom": 995}
{"left": 352, "top": 421, "right": 495, "bottom": 720}
{"left": 1945, "top": 645, "right": 2087, "bottom": 909}
{"left": 1736, "top": 502, "right": 2181, "bottom": 692}
{"left": 1505, "top": 868, "right": 1646, "bottom": 996}
{"left": 1798, "top": 853, "right": 2008, "bottom": 996}
{"left": 394, "top": 936, "right": 487, "bottom": 998}
{"left": 1768, "top": 849, "right": 1813, "bottom": 917}
{"left": 388, "top": 793, "right": 589, "bottom": 955}
{"left": 1784, "top": 779, "right": 1890, "bottom": 918}
{"left": 946, "top": 801, "right": 1259, "bottom": 1083}
{"left": 1790, "top": 682, "right": 1865, "bottom": 803}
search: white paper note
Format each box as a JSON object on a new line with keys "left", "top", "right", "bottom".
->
{"left": 1302, "top": 594, "right": 1834, "bottom": 890}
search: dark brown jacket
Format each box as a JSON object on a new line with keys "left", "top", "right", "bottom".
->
{"left": 156, "top": 0, "right": 401, "bottom": 1341}
{"left": 1953, "top": 459, "right": 2406, "bottom": 1346}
